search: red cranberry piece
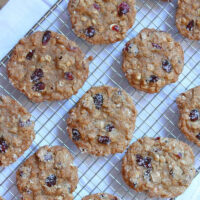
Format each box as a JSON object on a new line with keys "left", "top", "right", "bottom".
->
{"left": 19, "top": 119, "right": 31, "bottom": 127}
{"left": 31, "top": 68, "right": 44, "bottom": 82}
{"left": 32, "top": 82, "right": 45, "bottom": 91}
{"left": 0, "top": 137, "right": 8, "bottom": 153}
{"left": 196, "top": 133, "right": 200, "bottom": 140}
{"left": 93, "top": 3, "right": 100, "bottom": 10}
{"left": 98, "top": 136, "right": 111, "bottom": 144}
{"left": 93, "top": 93, "right": 103, "bottom": 109}
{"left": 136, "top": 154, "right": 144, "bottom": 166}
{"left": 174, "top": 153, "right": 182, "bottom": 159}
{"left": 189, "top": 109, "right": 199, "bottom": 121}
{"left": 45, "top": 174, "right": 56, "bottom": 187}
{"left": 124, "top": 43, "right": 133, "bottom": 52}
{"left": 162, "top": 59, "right": 172, "bottom": 73}
{"left": 42, "top": 31, "right": 51, "bottom": 45}
{"left": 112, "top": 25, "right": 120, "bottom": 32}
{"left": 26, "top": 50, "right": 35, "bottom": 60}
{"left": 85, "top": 26, "right": 95, "bottom": 38}
{"left": 186, "top": 20, "right": 194, "bottom": 31}
{"left": 155, "top": 137, "right": 160, "bottom": 140}
{"left": 118, "top": 2, "right": 130, "bottom": 16}
{"left": 152, "top": 43, "right": 162, "bottom": 49}
{"left": 143, "top": 157, "right": 152, "bottom": 169}
{"left": 105, "top": 124, "right": 114, "bottom": 132}
{"left": 72, "top": 128, "right": 81, "bottom": 141}
{"left": 148, "top": 75, "right": 159, "bottom": 83}
{"left": 64, "top": 72, "right": 74, "bottom": 80}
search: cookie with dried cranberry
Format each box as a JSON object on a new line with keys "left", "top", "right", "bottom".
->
{"left": 122, "top": 137, "right": 195, "bottom": 198}
{"left": 176, "top": 86, "right": 200, "bottom": 147}
{"left": 7, "top": 31, "right": 90, "bottom": 103}
{"left": 0, "top": 96, "right": 35, "bottom": 166}
{"left": 176, "top": 0, "right": 200, "bottom": 40}
{"left": 82, "top": 193, "right": 118, "bottom": 200}
{"left": 16, "top": 146, "right": 78, "bottom": 200}
{"left": 68, "top": 0, "right": 136, "bottom": 44}
{"left": 122, "top": 28, "right": 184, "bottom": 93}
{"left": 67, "top": 85, "right": 137, "bottom": 156}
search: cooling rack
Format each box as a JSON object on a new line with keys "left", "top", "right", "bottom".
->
{"left": 0, "top": 0, "right": 200, "bottom": 199}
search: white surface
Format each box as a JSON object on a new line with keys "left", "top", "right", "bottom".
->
{"left": 0, "top": 0, "right": 200, "bottom": 200}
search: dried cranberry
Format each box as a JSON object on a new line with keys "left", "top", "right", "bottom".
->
{"left": 136, "top": 154, "right": 152, "bottom": 169}
{"left": 45, "top": 174, "right": 56, "bottom": 187}
{"left": 93, "top": 93, "right": 103, "bottom": 109}
{"left": 0, "top": 137, "right": 8, "bottom": 153}
{"left": 169, "top": 169, "right": 174, "bottom": 176}
{"left": 105, "top": 124, "right": 114, "bottom": 132}
{"left": 152, "top": 43, "right": 162, "bottom": 49}
{"left": 186, "top": 20, "right": 194, "bottom": 31}
{"left": 111, "top": 25, "right": 120, "bottom": 32}
{"left": 155, "top": 137, "right": 160, "bottom": 140}
{"left": 174, "top": 153, "right": 182, "bottom": 159}
{"left": 93, "top": 3, "right": 100, "bottom": 10}
{"left": 136, "top": 154, "right": 144, "bottom": 166}
{"left": 42, "top": 30, "right": 51, "bottom": 45}
{"left": 32, "top": 82, "right": 45, "bottom": 91}
{"left": 148, "top": 75, "right": 159, "bottom": 83}
{"left": 196, "top": 133, "right": 200, "bottom": 140}
{"left": 98, "top": 136, "right": 111, "bottom": 144}
{"left": 118, "top": 2, "right": 130, "bottom": 16}
{"left": 19, "top": 119, "right": 31, "bottom": 127}
{"left": 189, "top": 109, "right": 199, "bottom": 121}
{"left": 26, "top": 50, "right": 35, "bottom": 60}
{"left": 31, "top": 69, "right": 44, "bottom": 82}
{"left": 85, "top": 26, "right": 95, "bottom": 38}
{"left": 72, "top": 128, "right": 81, "bottom": 141}
{"left": 162, "top": 59, "right": 172, "bottom": 73}
{"left": 64, "top": 72, "right": 74, "bottom": 80}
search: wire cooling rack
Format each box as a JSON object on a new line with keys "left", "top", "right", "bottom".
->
{"left": 0, "top": 0, "right": 200, "bottom": 199}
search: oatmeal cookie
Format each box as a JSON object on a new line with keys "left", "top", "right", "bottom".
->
{"left": 7, "top": 31, "right": 89, "bottom": 102}
{"left": 67, "top": 85, "right": 137, "bottom": 156}
{"left": 16, "top": 146, "right": 78, "bottom": 200}
{"left": 82, "top": 193, "right": 118, "bottom": 200}
{"left": 122, "top": 28, "right": 184, "bottom": 93}
{"left": 68, "top": 0, "right": 136, "bottom": 44}
{"left": 176, "top": 86, "right": 200, "bottom": 147}
{"left": 122, "top": 137, "right": 195, "bottom": 198}
{"left": 0, "top": 96, "right": 35, "bottom": 166}
{"left": 176, "top": 0, "right": 200, "bottom": 40}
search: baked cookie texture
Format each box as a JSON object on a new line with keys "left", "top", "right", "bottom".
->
{"left": 176, "top": 86, "right": 200, "bottom": 147}
{"left": 68, "top": 0, "right": 136, "bottom": 44}
{"left": 16, "top": 146, "right": 78, "bottom": 200}
{"left": 122, "top": 28, "right": 184, "bottom": 93}
{"left": 82, "top": 193, "right": 118, "bottom": 200}
{"left": 7, "top": 31, "right": 89, "bottom": 103}
{"left": 67, "top": 85, "right": 137, "bottom": 156}
{"left": 176, "top": 0, "right": 200, "bottom": 40}
{"left": 122, "top": 137, "right": 195, "bottom": 198}
{"left": 0, "top": 96, "right": 35, "bottom": 166}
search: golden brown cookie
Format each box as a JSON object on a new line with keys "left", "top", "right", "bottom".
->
{"left": 122, "top": 28, "right": 184, "bottom": 93}
{"left": 16, "top": 146, "right": 78, "bottom": 200}
{"left": 176, "top": 86, "right": 200, "bottom": 146}
{"left": 67, "top": 85, "right": 137, "bottom": 156}
{"left": 176, "top": 0, "right": 200, "bottom": 40}
{"left": 0, "top": 96, "right": 35, "bottom": 166}
{"left": 122, "top": 137, "right": 195, "bottom": 198}
{"left": 82, "top": 193, "right": 118, "bottom": 200}
{"left": 7, "top": 31, "right": 89, "bottom": 102}
{"left": 68, "top": 0, "right": 136, "bottom": 44}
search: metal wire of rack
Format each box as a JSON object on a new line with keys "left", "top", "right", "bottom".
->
{"left": 0, "top": 0, "right": 200, "bottom": 199}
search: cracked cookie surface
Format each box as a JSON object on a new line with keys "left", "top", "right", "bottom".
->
{"left": 82, "top": 193, "right": 118, "bottom": 200}
{"left": 122, "top": 28, "right": 184, "bottom": 93}
{"left": 122, "top": 137, "right": 195, "bottom": 198}
{"left": 176, "top": 86, "right": 200, "bottom": 147}
{"left": 68, "top": 0, "right": 136, "bottom": 44}
{"left": 7, "top": 31, "right": 89, "bottom": 102}
{"left": 16, "top": 146, "right": 78, "bottom": 200}
{"left": 0, "top": 96, "right": 35, "bottom": 166}
{"left": 67, "top": 85, "right": 137, "bottom": 156}
{"left": 176, "top": 0, "right": 200, "bottom": 40}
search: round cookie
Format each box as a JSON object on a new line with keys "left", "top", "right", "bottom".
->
{"left": 176, "top": 86, "right": 200, "bottom": 147}
{"left": 82, "top": 193, "right": 118, "bottom": 200}
{"left": 16, "top": 146, "right": 78, "bottom": 200}
{"left": 67, "top": 85, "right": 137, "bottom": 156}
{"left": 176, "top": 0, "right": 200, "bottom": 40}
{"left": 0, "top": 96, "right": 35, "bottom": 166}
{"left": 122, "top": 28, "right": 184, "bottom": 93}
{"left": 122, "top": 137, "right": 195, "bottom": 198}
{"left": 7, "top": 31, "right": 90, "bottom": 103}
{"left": 68, "top": 0, "right": 136, "bottom": 44}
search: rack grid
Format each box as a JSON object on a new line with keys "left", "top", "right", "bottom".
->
{"left": 0, "top": 0, "right": 200, "bottom": 199}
